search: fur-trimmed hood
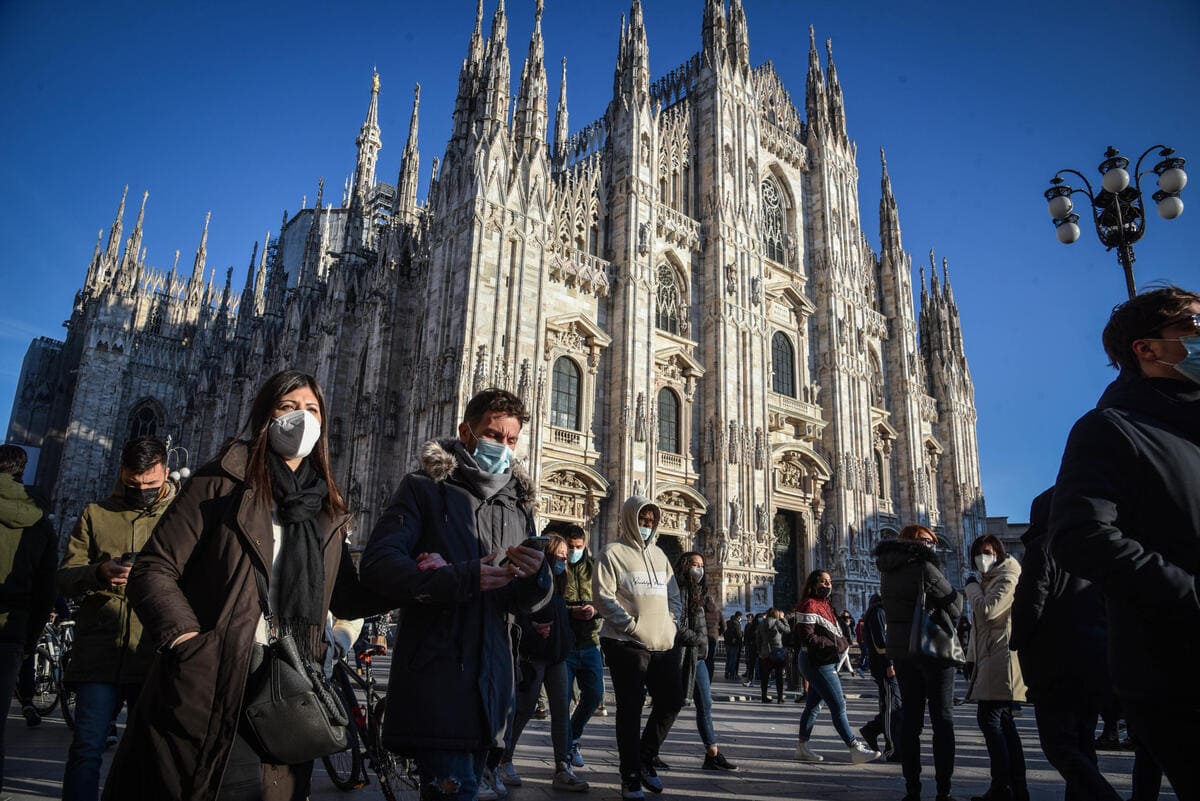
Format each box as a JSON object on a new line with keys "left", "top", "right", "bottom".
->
{"left": 419, "top": 438, "right": 536, "bottom": 511}
{"left": 873, "top": 536, "right": 944, "bottom": 573}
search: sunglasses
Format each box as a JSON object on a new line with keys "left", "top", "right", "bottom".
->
{"left": 1146, "top": 312, "right": 1200, "bottom": 339}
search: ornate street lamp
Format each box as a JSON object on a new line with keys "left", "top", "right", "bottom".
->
{"left": 1045, "top": 145, "right": 1187, "bottom": 299}
{"left": 164, "top": 435, "right": 192, "bottom": 482}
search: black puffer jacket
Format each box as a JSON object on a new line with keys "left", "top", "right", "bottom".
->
{"left": 1049, "top": 372, "right": 1200, "bottom": 702}
{"left": 1011, "top": 489, "right": 1109, "bottom": 702}
{"left": 519, "top": 586, "right": 572, "bottom": 664}
{"left": 874, "top": 538, "right": 962, "bottom": 661}
{"left": 361, "top": 439, "right": 553, "bottom": 753}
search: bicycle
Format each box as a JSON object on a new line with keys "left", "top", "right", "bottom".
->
{"left": 28, "top": 618, "right": 76, "bottom": 729}
{"left": 322, "top": 639, "right": 419, "bottom": 800}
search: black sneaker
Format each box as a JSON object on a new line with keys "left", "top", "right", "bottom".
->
{"left": 703, "top": 752, "right": 739, "bottom": 771}
{"left": 621, "top": 776, "right": 645, "bottom": 800}
{"left": 640, "top": 763, "right": 663, "bottom": 794}
{"left": 648, "top": 755, "right": 670, "bottom": 770}
{"left": 21, "top": 705, "right": 42, "bottom": 728}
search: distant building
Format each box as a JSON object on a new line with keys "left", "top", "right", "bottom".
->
{"left": 9, "top": 0, "right": 986, "bottom": 614}
{"left": 985, "top": 514, "right": 1029, "bottom": 562}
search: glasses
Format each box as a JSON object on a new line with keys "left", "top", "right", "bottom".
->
{"left": 1146, "top": 312, "right": 1200, "bottom": 338}
{"left": 916, "top": 537, "right": 936, "bottom": 545}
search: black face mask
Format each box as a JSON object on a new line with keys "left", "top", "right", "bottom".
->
{"left": 814, "top": 586, "right": 832, "bottom": 600}
{"left": 124, "top": 485, "right": 161, "bottom": 510}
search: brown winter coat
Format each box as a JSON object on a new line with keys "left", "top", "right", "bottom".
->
{"left": 965, "top": 555, "right": 1027, "bottom": 703}
{"left": 57, "top": 480, "right": 177, "bottom": 683}
{"left": 102, "top": 441, "right": 388, "bottom": 801}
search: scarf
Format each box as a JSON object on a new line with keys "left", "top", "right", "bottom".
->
{"left": 266, "top": 451, "right": 328, "bottom": 660}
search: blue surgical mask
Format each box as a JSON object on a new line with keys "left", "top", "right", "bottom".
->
{"left": 638, "top": 525, "right": 654, "bottom": 541}
{"left": 471, "top": 431, "right": 512, "bottom": 474}
{"left": 552, "top": 560, "right": 567, "bottom": 575}
{"left": 1162, "top": 335, "right": 1200, "bottom": 385}
{"left": 568, "top": 547, "right": 585, "bottom": 565}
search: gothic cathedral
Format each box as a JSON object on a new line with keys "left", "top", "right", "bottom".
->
{"left": 10, "top": 0, "right": 985, "bottom": 614}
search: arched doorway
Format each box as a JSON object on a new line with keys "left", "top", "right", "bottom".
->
{"left": 772, "top": 510, "right": 805, "bottom": 611}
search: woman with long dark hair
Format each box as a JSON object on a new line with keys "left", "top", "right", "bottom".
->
{"left": 874, "top": 525, "right": 964, "bottom": 801}
{"left": 793, "top": 569, "right": 881, "bottom": 765}
{"left": 673, "top": 551, "right": 737, "bottom": 771}
{"left": 103, "top": 370, "right": 388, "bottom": 801}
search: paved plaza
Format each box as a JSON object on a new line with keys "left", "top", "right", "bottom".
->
{"left": 4, "top": 667, "right": 1168, "bottom": 800}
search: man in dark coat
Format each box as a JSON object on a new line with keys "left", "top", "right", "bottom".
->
{"left": 560, "top": 522, "right": 604, "bottom": 768}
{"left": 859, "top": 593, "right": 902, "bottom": 762}
{"left": 723, "top": 610, "right": 743, "bottom": 680}
{"left": 361, "top": 389, "right": 552, "bottom": 801}
{"left": 1012, "top": 488, "right": 1120, "bottom": 801}
{"left": 1049, "top": 286, "right": 1200, "bottom": 800}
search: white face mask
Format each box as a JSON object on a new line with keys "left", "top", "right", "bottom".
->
{"left": 268, "top": 409, "right": 321, "bottom": 460}
{"left": 974, "top": 553, "right": 996, "bottom": 574}
{"left": 638, "top": 525, "right": 654, "bottom": 541}
{"left": 689, "top": 566, "right": 704, "bottom": 581}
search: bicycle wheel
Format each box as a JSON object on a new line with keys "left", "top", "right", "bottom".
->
{"left": 367, "top": 696, "right": 420, "bottom": 801}
{"left": 31, "top": 650, "right": 60, "bottom": 715}
{"left": 321, "top": 721, "right": 366, "bottom": 791}
{"left": 60, "top": 682, "right": 76, "bottom": 730}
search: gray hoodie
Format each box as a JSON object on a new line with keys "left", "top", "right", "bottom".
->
{"left": 593, "top": 496, "right": 680, "bottom": 652}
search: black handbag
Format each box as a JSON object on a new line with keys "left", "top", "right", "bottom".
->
{"left": 909, "top": 588, "right": 966, "bottom": 667}
{"left": 242, "top": 565, "right": 349, "bottom": 764}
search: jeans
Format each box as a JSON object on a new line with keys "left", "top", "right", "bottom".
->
{"left": 1032, "top": 694, "right": 1121, "bottom": 801}
{"left": 564, "top": 645, "right": 604, "bottom": 744}
{"left": 862, "top": 666, "right": 902, "bottom": 757}
{"left": 760, "top": 651, "right": 785, "bottom": 702}
{"left": 723, "top": 642, "right": 741, "bottom": 679}
{"left": 895, "top": 657, "right": 956, "bottom": 797}
{"left": 796, "top": 650, "right": 856, "bottom": 745}
{"left": 414, "top": 749, "right": 487, "bottom": 801}
{"left": 691, "top": 656, "right": 717, "bottom": 748}
{"left": 977, "top": 700, "right": 1027, "bottom": 793}
{"left": 1125, "top": 699, "right": 1199, "bottom": 801}
{"left": 63, "top": 682, "right": 141, "bottom": 801}
{"left": 601, "top": 638, "right": 683, "bottom": 780}
{"left": 0, "top": 642, "right": 24, "bottom": 791}
{"left": 504, "top": 658, "right": 571, "bottom": 764}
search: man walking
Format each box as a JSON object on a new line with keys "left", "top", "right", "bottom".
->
{"left": 722, "top": 610, "right": 743, "bottom": 681}
{"left": 1050, "top": 286, "right": 1200, "bottom": 801}
{"left": 859, "top": 593, "right": 901, "bottom": 762}
{"left": 559, "top": 522, "right": 605, "bottom": 769}
{"left": 58, "top": 436, "right": 175, "bottom": 801}
{"left": 0, "top": 444, "right": 57, "bottom": 795}
{"left": 362, "top": 389, "right": 551, "bottom": 801}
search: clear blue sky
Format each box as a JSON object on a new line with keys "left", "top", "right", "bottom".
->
{"left": 1, "top": 1, "right": 1198, "bottom": 520}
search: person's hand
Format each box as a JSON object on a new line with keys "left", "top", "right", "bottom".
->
{"left": 480, "top": 551, "right": 517, "bottom": 591}
{"left": 534, "top": 621, "right": 552, "bottom": 639}
{"left": 570, "top": 604, "right": 596, "bottom": 621}
{"left": 886, "top": 664, "right": 896, "bottom": 679}
{"left": 97, "top": 560, "right": 131, "bottom": 587}
{"left": 504, "top": 544, "right": 545, "bottom": 579}
{"left": 417, "top": 552, "right": 447, "bottom": 571}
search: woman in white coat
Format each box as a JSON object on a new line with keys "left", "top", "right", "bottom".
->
{"left": 964, "top": 535, "right": 1028, "bottom": 801}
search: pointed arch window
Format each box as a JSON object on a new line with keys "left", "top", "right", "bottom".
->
{"left": 551, "top": 357, "right": 582, "bottom": 430}
{"left": 760, "top": 178, "right": 787, "bottom": 263}
{"left": 771, "top": 331, "right": 797, "bottom": 397}
{"left": 655, "top": 263, "right": 683, "bottom": 335}
{"left": 657, "top": 388, "right": 681, "bottom": 454}
{"left": 129, "top": 401, "right": 162, "bottom": 440}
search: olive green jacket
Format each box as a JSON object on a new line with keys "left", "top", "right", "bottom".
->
{"left": 0, "top": 472, "right": 56, "bottom": 651}
{"left": 58, "top": 482, "right": 177, "bottom": 683}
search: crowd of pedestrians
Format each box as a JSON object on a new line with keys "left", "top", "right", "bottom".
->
{"left": 0, "top": 284, "right": 1195, "bottom": 801}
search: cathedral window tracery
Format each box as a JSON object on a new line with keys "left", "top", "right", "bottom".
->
{"left": 771, "top": 331, "right": 797, "bottom": 397}
{"left": 550, "top": 356, "right": 582, "bottom": 430}
{"left": 655, "top": 263, "right": 684, "bottom": 335}
{"left": 760, "top": 177, "right": 787, "bottom": 264}
{"left": 128, "top": 400, "right": 163, "bottom": 439}
{"left": 657, "top": 387, "right": 681, "bottom": 454}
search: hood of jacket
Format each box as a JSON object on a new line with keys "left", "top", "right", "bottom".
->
{"left": 0, "top": 473, "right": 42, "bottom": 530}
{"left": 618, "top": 495, "right": 659, "bottom": 549}
{"left": 981, "top": 552, "right": 1021, "bottom": 585}
{"left": 1097, "top": 370, "right": 1200, "bottom": 440}
{"left": 419, "top": 438, "right": 536, "bottom": 511}
{"left": 874, "top": 537, "right": 943, "bottom": 573}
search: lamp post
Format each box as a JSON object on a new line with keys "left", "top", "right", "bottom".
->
{"left": 164, "top": 435, "right": 192, "bottom": 482}
{"left": 1045, "top": 145, "right": 1187, "bottom": 299}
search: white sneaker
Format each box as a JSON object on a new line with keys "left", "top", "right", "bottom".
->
{"left": 477, "top": 771, "right": 501, "bottom": 801}
{"left": 794, "top": 741, "right": 825, "bottom": 762}
{"left": 848, "top": 740, "right": 881, "bottom": 764}
{"left": 553, "top": 762, "right": 589, "bottom": 792}
{"left": 497, "top": 761, "right": 522, "bottom": 787}
{"left": 569, "top": 742, "right": 585, "bottom": 768}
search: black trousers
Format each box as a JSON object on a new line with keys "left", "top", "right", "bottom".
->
{"left": 1032, "top": 693, "right": 1121, "bottom": 801}
{"left": 1125, "top": 699, "right": 1200, "bottom": 801}
{"left": 601, "top": 639, "right": 683, "bottom": 780}
{"left": 894, "top": 657, "right": 956, "bottom": 797}
{"left": 976, "top": 700, "right": 1027, "bottom": 793}
{"left": 759, "top": 653, "right": 785, "bottom": 702}
{"left": 862, "top": 665, "right": 902, "bottom": 757}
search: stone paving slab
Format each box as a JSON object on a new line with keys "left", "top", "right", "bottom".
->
{"left": 3, "top": 672, "right": 1173, "bottom": 800}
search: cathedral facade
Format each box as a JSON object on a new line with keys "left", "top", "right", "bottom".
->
{"left": 10, "top": 0, "right": 985, "bottom": 614}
